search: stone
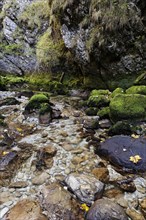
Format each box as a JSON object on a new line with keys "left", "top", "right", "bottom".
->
{"left": 9, "top": 181, "right": 28, "bottom": 188}
{"left": 39, "top": 183, "right": 84, "bottom": 220}
{"left": 83, "top": 117, "right": 99, "bottom": 130}
{"left": 140, "top": 198, "right": 146, "bottom": 217}
{"left": 86, "top": 199, "right": 128, "bottom": 220}
{"left": 6, "top": 199, "right": 47, "bottom": 220}
{"left": 32, "top": 172, "right": 49, "bottom": 185}
{"left": 99, "top": 119, "right": 111, "bottom": 128}
{"left": 64, "top": 173, "right": 104, "bottom": 205}
{"left": 109, "top": 94, "right": 146, "bottom": 122}
{"left": 91, "top": 167, "right": 109, "bottom": 183}
{"left": 97, "top": 135, "right": 146, "bottom": 172}
{"left": 126, "top": 208, "right": 145, "bottom": 220}
{"left": 0, "top": 207, "right": 9, "bottom": 219}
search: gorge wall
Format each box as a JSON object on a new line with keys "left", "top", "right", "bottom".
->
{"left": 0, "top": 0, "right": 146, "bottom": 89}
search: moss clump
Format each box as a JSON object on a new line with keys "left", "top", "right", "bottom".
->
{"left": 25, "top": 93, "right": 50, "bottom": 111}
{"left": 39, "top": 103, "right": 52, "bottom": 115}
{"left": 48, "top": 81, "right": 67, "bottom": 95}
{"left": 85, "top": 107, "right": 98, "bottom": 116}
{"left": 108, "top": 121, "right": 132, "bottom": 136}
{"left": 87, "top": 89, "right": 111, "bottom": 107}
{"left": 110, "top": 94, "right": 146, "bottom": 122}
{"left": 126, "top": 86, "right": 146, "bottom": 95}
{"left": 36, "top": 29, "right": 65, "bottom": 70}
{"left": 19, "top": 0, "right": 50, "bottom": 29}
{"left": 111, "top": 88, "right": 124, "bottom": 98}
{"left": 97, "top": 107, "right": 110, "bottom": 119}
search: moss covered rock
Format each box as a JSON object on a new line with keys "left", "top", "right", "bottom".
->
{"left": 85, "top": 107, "right": 98, "bottom": 116}
{"left": 25, "top": 93, "right": 50, "bottom": 111}
{"left": 111, "top": 88, "right": 124, "bottom": 98}
{"left": 87, "top": 89, "right": 111, "bottom": 108}
{"left": 108, "top": 121, "right": 132, "bottom": 136}
{"left": 97, "top": 107, "right": 110, "bottom": 119}
{"left": 126, "top": 86, "right": 146, "bottom": 95}
{"left": 109, "top": 94, "right": 146, "bottom": 122}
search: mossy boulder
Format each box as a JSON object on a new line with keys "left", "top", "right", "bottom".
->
{"left": 108, "top": 121, "right": 132, "bottom": 136}
{"left": 126, "top": 86, "right": 146, "bottom": 95}
{"left": 25, "top": 93, "right": 50, "bottom": 111}
{"left": 85, "top": 107, "right": 98, "bottom": 116}
{"left": 111, "top": 88, "right": 124, "bottom": 98}
{"left": 109, "top": 94, "right": 146, "bottom": 122}
{"left": 87, "top": 89, "right": 111, "bottom": 108}
{"left": 97, "top": 107, "right": 110, "bottom": 119}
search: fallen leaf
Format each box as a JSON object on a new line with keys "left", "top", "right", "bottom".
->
{"left": 129, "top": 155, "right": 142, "bottom": 164}
{"left": 80, "top": 203, "right": 89, "bottom": 212}
{"left": 131, "top": 134, "right": 139, "bottom": 139}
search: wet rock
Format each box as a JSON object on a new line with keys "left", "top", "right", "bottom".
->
{"left": 91, "top": 167, "right": 109, "bottom": 183}
{"left": 108, "top": 121, "right": 132, "bottom": 136}
{"left": 9, "top": 181, "right": 28, "bottom": 188}
{"left": 39, "top": 112, "right": 52, "bottom": 124}
{"left": 140, "top": 198, "right": 146, "bottom": 217}
{"left": 97, "top": 135, "right": 146, "bottom": 172}
{"left": 99, "top": 119, "right": 111, "bottom": 129}
{"left": 0, "top": 151, "right": 17, "bottom": 171}
{"left": 32, "top": 172, "right": 49, "bottom": 185}
{"left": 83, "top": 117, "right": 99, "bottom": 130}
{"left": 0, "top": 97, "right": 20, "bottom": 107}
{"left": 134, "top": 177, "right": 146, "bottom": 194}
{"left": 6, "top": 199, "right": 47, "bottom": 220}
{"left": 117, "top": 178, "right": 136, "bottom": 192}
{"left": 86, "top": 199, "right": 128, "bottom": 220}
{"left": 64, "top": 173, "right": 104, "bottom": 205}
{"left": 126, "top": 208, "right": 145, "bottom": 220}
{"left": 40, "top": 183, "right": 84, "bottom": 220}
{"left": 103, "top": 187, "right": 123, "bottom": 199}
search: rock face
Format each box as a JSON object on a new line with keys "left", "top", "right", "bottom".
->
{"left": 64, "top": 173, "right": 104, "bottom": 205}
{"left": 86, "top": 199, "right": 128, "bottom": 220}
{"left": 0, "top": 0, "right": 49, "bottom": 75}
{"left": 97, "top": 135, "right": 146, "bottom": 172}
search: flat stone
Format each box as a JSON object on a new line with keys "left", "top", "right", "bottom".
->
{"left": 32, "top": 172, "right": 49, "bottom": 185}
{"left": 64, "top": 173, "right": 104, "bottom": 205}
{"left": 6, "top": 199, "right": 47, "bottom": 220}
{"left": 126, "top": 208, "right": 145, "bottom": 220}
{"left": 91, "top": 167, "right": 109, "bottom": 183}
{"left": 9, "top": 181, "right": 28, "bottom": 188}
{"left": 97, "top": 135, "right": 146, "bottom": 172}
{"left": 86, "top": 199, "right": 128, "bottom": 220}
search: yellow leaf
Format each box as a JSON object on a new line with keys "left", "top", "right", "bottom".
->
{"left": 16, "top": 127, "right": 23, "bottom": 132}
{"left": 129, "top": 155, "right": 142, "bottom": 163}
{"left": 2, "top": 151, "right": 9, "bottom": 156}
{"left": 80, "top": 203, "right": 89, "bottom": 212}
{"left": 131, "top": 134, "right": 139, "bottom": 139}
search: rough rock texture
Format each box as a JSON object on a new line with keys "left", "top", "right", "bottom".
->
{"left": 64, "top": 173, "right": 104, "bottom": 205}
{"left": 86, "top": 199, "right": 128, "bottom": 220}
{"left": 39, "top": 183, "right": 84, "bottom": 220}
{"left": 5, "top": 199, "right": 47, "bottom": 220}
{"left": 97, "top": 135, "right": 146, "bottom": 172}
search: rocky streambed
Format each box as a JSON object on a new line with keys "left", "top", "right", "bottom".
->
{"left": 0, "top": 90, "right": 146, "bottom": 220}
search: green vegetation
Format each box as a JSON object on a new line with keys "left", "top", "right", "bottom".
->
{"left": 87, "top": 89, "right": 111, "bottom": 107}
{"left": 39, "top": 103, "right": 52, "bottom": 115}
{"left": 0, "top": 43, "right": 23, "bottom": 55}
{"left": 97, "top": 107, "right": 110, "bottom": 119}
{"left": 126, "top": 86, "right": 146, "bottom": 95}
{"left": 111, "top": 88, "right": 124, "bottom": 97}
{"left": 36, "top": 29, "right": 65, "bottom": 70}
{"left": 19, "top": 0, "right": 50, "bottom": 29}
{"left": 25, "top": 93, "right": 50, "bottom": 111}
{"left": 108, "top": 121, "right": 132, "bottom": 135}
{"left": 85, "top": 107, "right": 98, "bottom": 116}
{"left": 109, "top": 94, "right": 146, "bottom": 122}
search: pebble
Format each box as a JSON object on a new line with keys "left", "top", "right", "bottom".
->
{"left": 0, "top": 207, "right": 9, "bottom": 219}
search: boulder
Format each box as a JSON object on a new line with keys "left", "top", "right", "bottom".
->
{"left": 97, "top": 135, "right": 146, "bottom": 172}
{"left": 64, "top": 173, "right": 104, "bottom": 205}
{"left": 86, "top": 199, "right": 128, "bottom": 220}
{"left": 109, "top": 94, "right": 146, "bottom": 122}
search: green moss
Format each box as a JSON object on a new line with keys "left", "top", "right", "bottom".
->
{"left": 0, "top": 76, "right": 7, "bottom": 90}
{"left": 85, "top": 107, "right": 98, "bottom": 116}
{"left": 19, "top": 0, "right": 50, "bottom": 29}
{"left": 109, "top": 94, "right": 146, "bottom": 122}
{"left": 0, "top": 43, "right": 22, "bottom": 55}
{"left": 97, "top": 107, "right": 110, "bottom": 119}
{"left": 108, "top": 121, "right": 132, "bottom": 136}
{"left": 87, "top": 89, "right": 111, "bottom": 107}
{"left": 134, "top": 72, "right": 146, "bottom": 85}
{"left": 126, "top": 86, "right": 146, "bottom": 95}
{"left": 111, "top": 88, "right": 124, "bottom": 98}
{"left": 36, "top": 29, "right": 65, "bottom": 69}
{"left": 25, "top": 93, "right": 50, "bottom": 111}
{"left": 39, "top": 103, "right": 52, "bottom": 115}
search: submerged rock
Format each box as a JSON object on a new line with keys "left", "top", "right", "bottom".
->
{"left": 86, "top": 199, "right": 128, "bottom": 220}
{"left": 97, "top": 135, "right": 146, "bottom": 172}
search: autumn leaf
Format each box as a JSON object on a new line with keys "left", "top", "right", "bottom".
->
{"left": 2, "top": 151, "right": 9, "bottom": 156}
{"left": 129, "top": 155, "right": 142, "bottom": 164}
{"left": 80, "top": 203, "right": 89, "bottom": 212}
{"left": 131, "top": 134, "right": 139, "bottom": 139}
